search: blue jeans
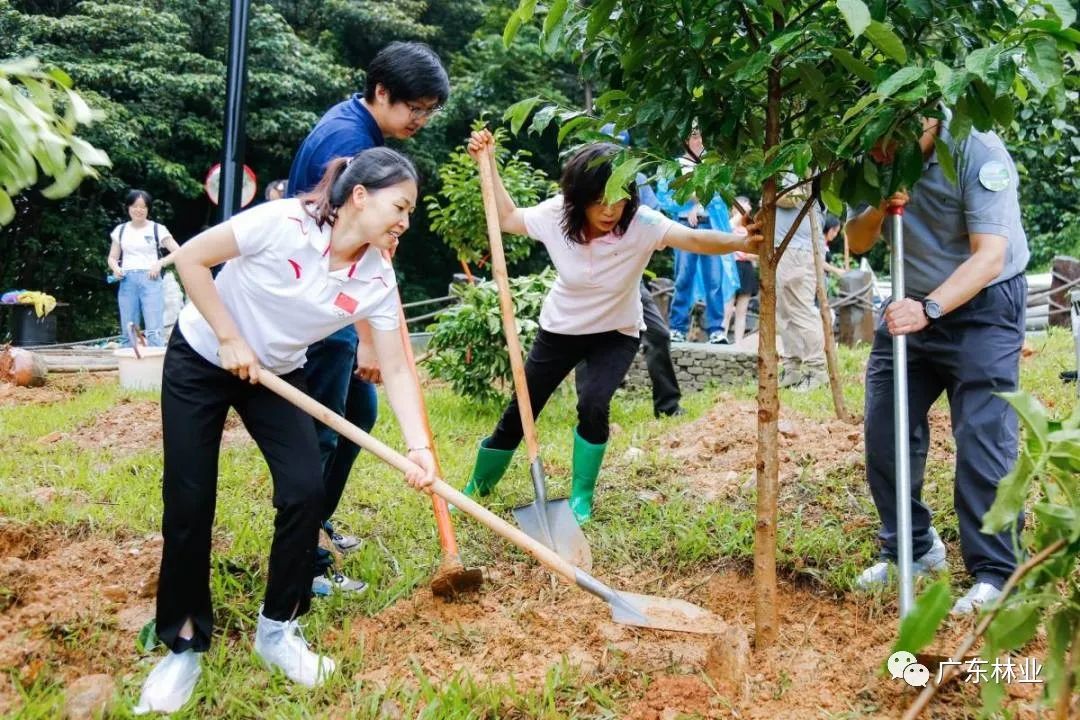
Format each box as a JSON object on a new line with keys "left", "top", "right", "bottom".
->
{"left": 118, "top": 270, "right": 165, "bottom": 346}
{"left": 668, "top": 219, "right": 725, "bottom": 335}
{"left": 304, "top": 325, "right": 378, "bottom": 522}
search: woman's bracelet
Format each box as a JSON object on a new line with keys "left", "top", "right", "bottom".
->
{"left": 407, "top": 445, "right": 431, "bottom": 453}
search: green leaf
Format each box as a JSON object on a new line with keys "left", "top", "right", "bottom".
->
{"left": 877, "top": 66, "right": 924, "bottom": 97}
{"left": 528, "top": 103, "right": 558, "bottom": 135}
{"left": 503, "top": 9, "right": 524, "bottom": 49}
{"left": 1026, "top": 37, "right": 1063, "bottom": 92}
{"left": 965, "top": 47, "right": 999, "bottom": 81}
{"left": 865, "top": 21, "right": 907, "bottom": 63}
{"left": 979, "top": 678, "right": 1006, "bottom": 717}
{"left": 831, "top": 48, "right": 877, "bottom": 83}
{"left": 1000, "top": 390, "right": 1050, "bottom": 451}
{"left": 604, "top": 156, "right": 642, "bottom": 203}
{"left": 136, "top": 619, "right": 160, "bottom": 654}
{"left": 892, "top": 580, "right": 951, "bottom": 654}
{"left": 985, "top": 602, "right": 1040, "bottom": 651}
{"left": 841, "top": 92, "right": 880, "bottom": 123}
{"left": 1044, "top": 609, "right": 1075, "bottom": 701}
{"left": 1044, "top": 0, "right": 1076, "bottom": 28}
{"left": 0, "top": 190, "right": 13, "bottom": 225}
{"left": 503, "top": 97, "right": 542, "bottom": 135}
{"left": 735, "top": 51, "right": 770, "bottom": 82}
{"left": 587, "top": 0, "right": 619, "bottom": 43}
{"left": 821, "top": 186, "right": 844, "bottom": 215}
{"left": 942, "top": 69, "right": 972, "bottom": 104}
{"left": 1032, "top": 502, "right": 1079, "bottom": 541}
{"left": 543, "top": 0, "right": 569, "bottom": 36}
{"left": 990, "top": 94, "right": 1015, "bottom": 126}
{"left": 896, "top": 140, "right": 923, "bottom": 190}
{"left": 934, "top": 137, "right": 957, "bottom": 186}
{"left": 981, "top": 450, "right": 1034, "bottom": 534}
{"left": 763, "top": 0, "right": 786, "bottom": 15}
{"left": 557, "top": 115, "right": 595, "bottom": 145}
{"left": 837, "top": 0, "right": 872, "bottom": 37}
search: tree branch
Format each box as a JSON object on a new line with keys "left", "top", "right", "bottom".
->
{"left": 790, "top": 0, "right": 826, "bottom": 27}
{"left": 775, "top": 194, "right": 816, "bottom": 260}
{"left": 739, "top": 4, "right": 761, "bottom": 49}
{"left": 902, "top": 538, "right": 1069, "bottom": 720}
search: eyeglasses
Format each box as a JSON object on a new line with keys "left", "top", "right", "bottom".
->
{"left": 407, "top": 102, "right": 442, "bottom": 121}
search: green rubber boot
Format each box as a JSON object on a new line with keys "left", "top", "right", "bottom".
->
{"left": 569, "top": 429, "right": 607, "bottom": 524}
{"left": 462, "top": 439, "right": 514, "bottom": 498}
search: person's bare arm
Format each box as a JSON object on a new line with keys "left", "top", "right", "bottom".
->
{"left": 663, "top": 221, "right": 763, "bottom": 255}
{"left": 467, "top": 129, "right": 528, "bottom": 236}
{"left": 107, "top": 236, "right": 124, "bottom": 278}
{"left": 370, "top": 326, "right": 437, "bottom": 489}
{"left": 150, "top": 234, "right": 183, "bottom": 277}
{"left": 883, "top": 232, "right": 1007, "bottom": 336}
{"left": 173, "top": 225, "right": 260, "bottom": 381}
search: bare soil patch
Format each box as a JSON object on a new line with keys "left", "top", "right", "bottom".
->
{"left": 656, "top": 396, "right": 955, "bottom": 500}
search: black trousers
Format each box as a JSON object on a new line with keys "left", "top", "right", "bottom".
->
{"left": 489, "top": 328, "right": 640, "bottom": 449}
{"left": 865, "top": 274, "right": 1026, "bottom": 588}
{"left": 157, "top": 330, "right": 324, "bottom": 652}
{"left": 577, "top": 282, "right": 681, "bottom": 416}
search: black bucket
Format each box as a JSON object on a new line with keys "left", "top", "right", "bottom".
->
{"left": 11, "top": 304, "right": 57, "bottom": 346}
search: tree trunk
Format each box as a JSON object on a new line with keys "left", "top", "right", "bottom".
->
{"left": 753, "top": 59, "right": 782, "bottom": 649}
{"left": 808, "top": 207, "right": 854, "bottom": 423}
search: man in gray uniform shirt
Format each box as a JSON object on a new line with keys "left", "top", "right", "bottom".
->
{"left": 846, "top": 115, "right": 1029, "bottom": 616}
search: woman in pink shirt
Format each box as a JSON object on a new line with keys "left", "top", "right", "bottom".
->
{"left": 462, "top": 130, "right": 762, "bottom": 522}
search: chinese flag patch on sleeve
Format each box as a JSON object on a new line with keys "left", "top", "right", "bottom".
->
{"left": 333, "top": 292, "right": 359, "bottom": 314}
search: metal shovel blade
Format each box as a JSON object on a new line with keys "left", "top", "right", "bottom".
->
{"left": 513, "top": 499, "right": 592, "bottom": 571}
{"left": 574, "top": 569, "right": 727, "bottom": 634}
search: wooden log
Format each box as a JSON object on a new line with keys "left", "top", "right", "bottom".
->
{"left": 1049, "top": 256, "right": 1080, "bottom": 329}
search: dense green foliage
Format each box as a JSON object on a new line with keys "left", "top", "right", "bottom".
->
{"left": 426, "top": 268, "right": 553, "bottom": 404}
{"left": 426, "top": 125, "right": 554, "bottom": 269}
{"left": 0, "top": 0, "right": 579, "bottom": 340}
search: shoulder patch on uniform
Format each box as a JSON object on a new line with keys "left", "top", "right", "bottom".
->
{"left": 978, "top": 161, "right": 1010, "bottom": 192}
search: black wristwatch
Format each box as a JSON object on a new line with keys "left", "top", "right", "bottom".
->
{"left": 920, "top": 297, "right": 943, "bottom": 323}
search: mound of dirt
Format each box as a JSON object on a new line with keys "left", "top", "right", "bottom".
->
{"left": 60, "top": 398, "right": 252, "bottom": 456}
{"left": 656, "top": 397, "right": 955, "bottom": 500}
{"left": 0, "top": 521, "right": 161, "bottom": 715}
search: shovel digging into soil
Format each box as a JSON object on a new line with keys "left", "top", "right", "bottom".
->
{"left": 258, "top": 370, "right": 727, "bottom": 635}
{"left": 476, "top": 146, "right": 592, "bottom": 572}
{"left": 394, "top": 302, "right": 483, "bottom": 597}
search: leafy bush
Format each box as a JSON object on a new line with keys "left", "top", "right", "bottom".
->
{"left": 426, "top": 268, "right": 554, "bottom": 404}
{"left": 425, "top": 124, "right": 554, "bottom": 268}
{"left": 1026, "top": 211, "right": 1080, "bottom": 271}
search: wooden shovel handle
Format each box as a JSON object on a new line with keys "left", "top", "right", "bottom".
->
{"left": 257, "top": 370, "right": 578, "bottom": 582}
{"left": 394, "top": 302, "right": 459, "bottom": 557}
{"left": 475, "top": 149, "right": 541, "bottom": 461}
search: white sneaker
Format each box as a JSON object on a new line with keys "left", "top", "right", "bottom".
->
{"left": 670, "top": 329, "right": 687, "bottom": 343}
{"left": 708, "top": 331, "right": 730, "bottom": 344}
{"left": 254, "top": 612, "right": 335, "bottom": 688}
{"left": 951, "top": 582, "right": 1002, "bottom": 616}
{"left": 133, "top": 649, "right": 201, "bottom": 714}
{"left": 311, "top": 571, "right": 368, "bottom": 597}
{"left": 856, "top": 528, "right": 949, "bottom": 590}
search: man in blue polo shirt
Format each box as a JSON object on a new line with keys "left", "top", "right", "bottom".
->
{"left": 288, "top": 41, "right": 449, "bottom": 595}
{"left": 846, "top": 114, "right": 1029, "bottom": 616}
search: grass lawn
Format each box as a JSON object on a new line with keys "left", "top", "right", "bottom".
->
{"left": 0, "top": 329, "right": 1075, "bottom": 718}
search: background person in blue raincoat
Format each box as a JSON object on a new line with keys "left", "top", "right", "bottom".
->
{"left": 655, "top": 129, "right": 739, "bottom": 344}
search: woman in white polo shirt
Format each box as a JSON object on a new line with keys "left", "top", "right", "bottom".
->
{"left": 462, "top": 130, "right": 761, "bottom": 523}
{"left": 134, "top": 147, "right": 436, "bottom": 714}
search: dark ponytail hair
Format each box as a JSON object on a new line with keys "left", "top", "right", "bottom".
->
{"left": 300, "top": 147, "right": 419, "bottom": 227}
{"left": 559, "top": 143, "right": 639, "bottom": 244}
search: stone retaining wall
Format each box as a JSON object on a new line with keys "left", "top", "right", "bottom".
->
{"left": 623, "top": 342, "right": 758, "bottom": 393}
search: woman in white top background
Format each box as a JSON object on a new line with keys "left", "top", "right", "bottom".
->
{"left": 134, "top": 147, "right": 436, "bottom": 714}
{"left": 461, "top": 130, "right": 762, "bottom": 523}
{"left": 106, "top": 189, "right": 181, "bottom": 346}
